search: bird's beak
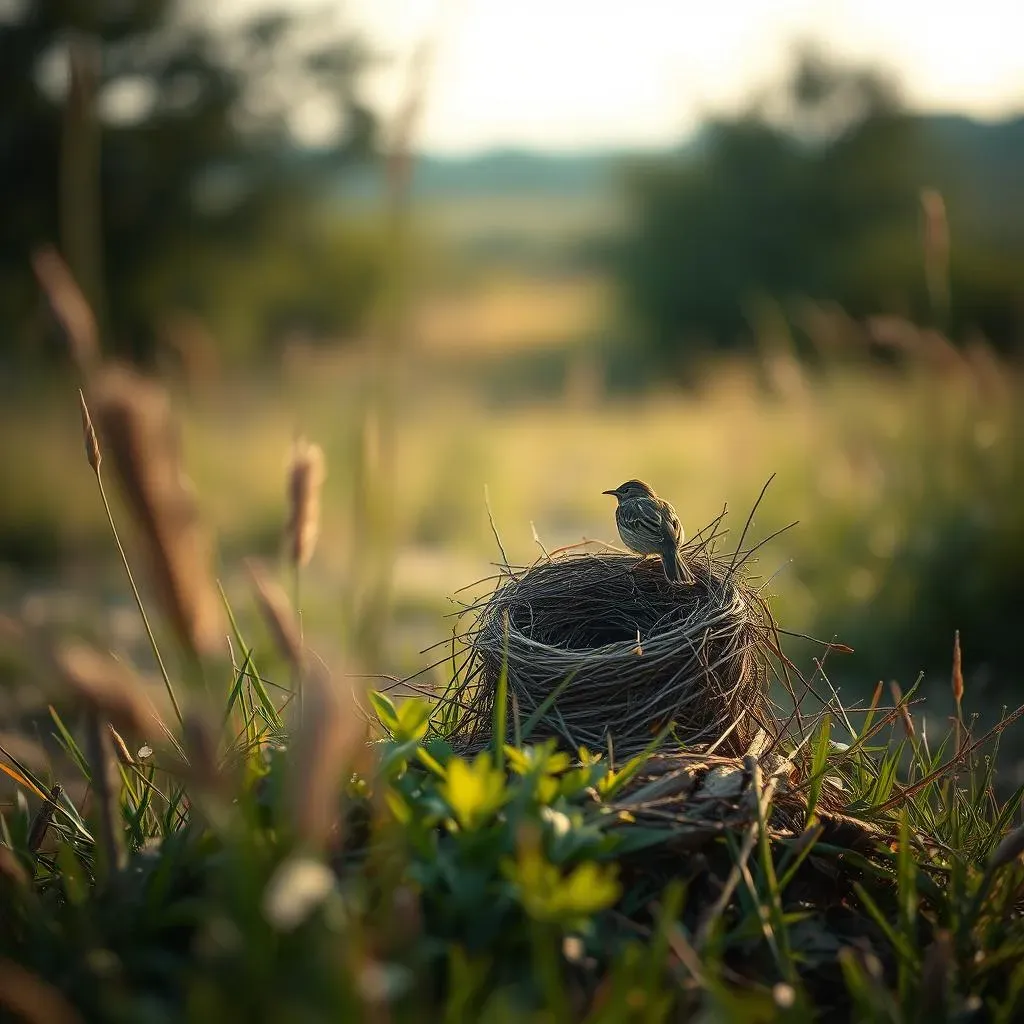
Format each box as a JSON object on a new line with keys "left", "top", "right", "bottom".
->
{"left": 602, "top": 488, "right": 618, "bottom": 497}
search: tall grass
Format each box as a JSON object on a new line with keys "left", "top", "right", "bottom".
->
{"left": 5, "top": 303, "right": 1020, "bottom": 708}
{"left": 2, "top": 348, "right": 1024, "bottom": 1021}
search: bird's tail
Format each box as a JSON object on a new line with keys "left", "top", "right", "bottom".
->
{"left": 664, "top": 546, "right": 695, "bottom": 585}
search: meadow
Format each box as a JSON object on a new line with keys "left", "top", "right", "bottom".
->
{"left": 2, "top": 265, "right": 1019, "bottom": 710}
{"left": 3, "top": 210, "right": 1024, "bottom": 1020}
{"left": 6, "top": 10, "right": 1024, "bottom": 1015}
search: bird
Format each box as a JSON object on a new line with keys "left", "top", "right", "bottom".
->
{"left": 602, "top": 479, "right": 694, "bottom": 584}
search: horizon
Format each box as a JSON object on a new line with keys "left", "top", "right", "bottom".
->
{"left": 314, "top": 108, "right": 1024, "bottom": 165}
{"left": 216, "top": 0, "right": 1024, "bottom": 156}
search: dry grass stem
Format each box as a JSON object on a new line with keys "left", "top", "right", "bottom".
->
{"left": 286, "top": 437, "right": 326, "bottom": 568}
{"left": 84, "top": 710, "right": 126, "bottom": 878}
{"left": 27, "top": 784, "right": 63, "bottom": 853}
{"left": 0, "top": 846, "right": 30, "bottom": 888}
{"left": 695, "top": 759, "right": 779, "bottom": 948}
{"left": 77, "top": 388, "right": 101, "bottom": 473}
{"left": 921, "top": 187, "right": 950, "bottom": 317}
{"left": 181, "top": 711, "right": 222, "bottom": 793}
{"left": 246, "top": 559, "right": 304, "bottom": 670}
{"left": 989, "top": 822, "right": 1024, "bottom": 871}
{"left": 952, "top": 630, "right": 964, "bottom": 706}
{"left": 108, "top": 726, "right": 134, "bottom": 765}
{"left": 30, "top": 246, "right": 99, "bottom": 376}
{"left": 890, "top": 682, "right": 916, "bottom": 742}
{"left": 0, "top": 958, "right": 84, "bottom": 1024}
{"left": 290, "top": 664, "right": 364, "bottom": 849}
{"left": 91, "top": 364, "right": 225, "bottom": 657}
{"left": 55, "top": 641, "right": 161, "bottom": 738}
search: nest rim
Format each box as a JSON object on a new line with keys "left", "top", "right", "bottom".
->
{"left": 448, "top": 540, "right": 782, "bottom": 759}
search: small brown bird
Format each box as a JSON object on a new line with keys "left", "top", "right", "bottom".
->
{"left": 603, "top": 479, "right": 694, "bottom": 584}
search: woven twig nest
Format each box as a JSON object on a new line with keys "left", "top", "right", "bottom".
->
{"left": 607, "top": 742, "right": 877, "bottom": 853}
{"left": 448, "top": 541, "right": 781, "bottom": 758}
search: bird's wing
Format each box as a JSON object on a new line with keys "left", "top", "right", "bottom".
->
{"left": 661, "top": 505, "right": 683, "bottom": 545}
{"left": 618, "top": 498, "right": 664, "bottom": 533}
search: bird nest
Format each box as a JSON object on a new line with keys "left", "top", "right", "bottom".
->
{"left": 446, "top": 525, "right": 784, "bottom": 759}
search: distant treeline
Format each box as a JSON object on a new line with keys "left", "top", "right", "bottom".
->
{"left": 611, "top": 52, "right": 1024, "bottom": 368}
{"left": 0, "top": 1, "right": 380, "bottom": 369}
{"left": 4, "top": 11, "right": 1023, "bottom": 372}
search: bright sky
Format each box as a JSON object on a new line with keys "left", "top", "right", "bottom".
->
{"left": 220, "top": 0, "right": 1024, "bottom": 154}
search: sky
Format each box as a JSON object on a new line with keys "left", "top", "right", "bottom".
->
{"left": 220, "top": 0, "right": 1024, "bottom": 155}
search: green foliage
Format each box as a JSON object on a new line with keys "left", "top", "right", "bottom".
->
{"left": 5, "top": 639, "right": 1024, "bottom": 1022}
{"left": 4, "top": 291, "right": 1024, "bottom": 1020}
{"left": 1, "top": 0, "right": 378, "bottom": 365}
{"left": 6, "top": 556, "right": 1024, "bottom": 1023}
{"left": 136, "top": 210, "right": 390, "bottom": 362}
{"left": 441, "top": 753, "right": 508, "bottom": 830}
{"left": 613, "top": 48, "right": 1024, "bottom": 369}
{"left": 786, "top": 371, "right": 1024, "bottom": 700}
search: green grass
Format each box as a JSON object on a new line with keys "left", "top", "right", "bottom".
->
{"left": 3, "top": 373, "right": 1024, "bottom": 1022}
{"left": 3, "top": 611, "right": 1024, "bottom": 1021}
{"left": 3, "top": 319, "right": 1022, "bottom": 703}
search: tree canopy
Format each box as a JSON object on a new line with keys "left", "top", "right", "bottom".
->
{"left": 1, "top": 0, "right": 378, "bottom": 365}
{"left": 614, "top": 47, "right": 1024, "bottom": 369}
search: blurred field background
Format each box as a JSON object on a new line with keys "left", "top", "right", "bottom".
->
{"left": 2, "top": 1, "right": 1023, "bottom": 749}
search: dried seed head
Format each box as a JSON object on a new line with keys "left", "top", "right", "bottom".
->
{"left": 869, "top": 680, "right": 884, "bottom": 712}
{"left": 246, "top": 559, "right": 304, "bottom": 669}
{"left": 108, "top": 726, "right": 134, "bottom": 765}
{"left": 82, "top": 710, "right": 125, "bottom": 878}
{"left": 890, "top": 681, "right": 915, "bottom": 741}
{"left": 55, "top": 641, "right": 159, "bottom": 737}
{"left": 286, "top": 437, "right": 325, "bottom": 568}
{"left": 91, "top": 364, "right": 224, "bottom": 657}
{"left": 952, "top": 630, "right": 964, "bottom": 706}
{"left": 919, "top": 931, "right": 952, "bottom": 1013}
{"left": 78, "top": 389, "right": 101, "bottom": 474}
{"left": 31, "top": 246, "right": 99, "bottom": 377}
{"left": 27, "top": 784, "right": 63, "bottom": 853}
{"left": 0, "top": 732, "right": 49, "bottom": 776}
{"left": 989, "top": 822, "right": 1024, "bottom": 871}
{"left": 0, "top": 845, "right": 30, "bottom": 888}
{"left": 181, "top": 710, "right": 222, "bottom": 792}
{"left": 0, "top": 957, "right": 84, "bottom": 1024}
{"left": 290, "top": 664, "right": 364, "bottom": 849}
{"left": 921, "top": 188, "right": 949, "bottom": 257}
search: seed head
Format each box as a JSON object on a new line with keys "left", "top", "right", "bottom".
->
{"left": 247, "top": 559, "right": 304, "bottom": 670}
{"left": 108, "top": 726, "right": 134, "bottom": 765}
{"left": 989, "top": 822, "right": 1024, "bottom": 871}
{"left": 952, "top": 630, "right": 964, "bottom": 706}
{"left": 78, "top": 389, "right": 101, "bottom": 474}
{"left": 890, "top": 681, "right": 915, "bottom": 741}
{"left": 55, "top": 641, "right": 159, "bottom": 737}
{"left": 27, "top": 784, "right": 63, "bottom": 853}
{"left": 290, "top": 664, "right": 364, "bottom": 849}
{"left": 91, "top": 364, "right": 224, "bottom": 657}
{"left": 286, "top": 437, "right": 326, "bottom": 568}
{"left": 31, "top": 246, "right": 99, "bottom": 377}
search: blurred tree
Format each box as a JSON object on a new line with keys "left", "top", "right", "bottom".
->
{"left": 614, "top": 46, "right": 1024, "bottom": 372}
{"left": 615, "top": 118, "right": 812, "bottom": 366}
{"left": 0, "top": 0, "right": 379, "bottom": 366}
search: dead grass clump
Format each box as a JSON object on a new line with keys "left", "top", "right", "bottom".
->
{"left": 448, "top": 539, "right": 779, "bottom": 759}
{"left": 90, "top": 364, "right": 225, "bottom": 658}
{"left": 54, "top": 641, "right": 162, "bottom": 738}
{"left": 286, "top": 437, "right": 326, "bottom": 568}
